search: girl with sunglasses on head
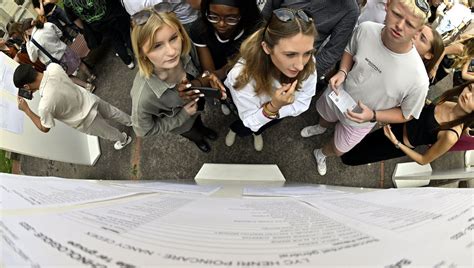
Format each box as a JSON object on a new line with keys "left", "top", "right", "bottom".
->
{"left": 189, "top": 0, "right": 262, "bottom": 115}
{"left": 341, "top": 82, "right": 474, "bottom": 166}
{"left": 224, "top": 8, "right": 317, "bottom": 151}
{"left": 130, "top": 4, "right": 226, "bottom": 153}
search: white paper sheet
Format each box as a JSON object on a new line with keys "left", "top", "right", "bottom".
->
{"left": 0, "top": 53, "right": 18, "bottom": 96}
{"left": 2, "top": 189, "right": 473, "bottom": 267}
{"left": 0, "top": 173, "right": 148, "bottom": 209}
{"left": 108, "top": 181, "right": 221, "bottom": 195}
{"left": 328, "top": 89, "right": 360, "bottom": 113}
{"left": 0, "top": 97, "right": 24, "bottom": 134}
{"left": 243, "top": 185, "right": 345, "bottom": 197}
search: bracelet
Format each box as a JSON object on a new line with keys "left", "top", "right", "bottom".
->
{"left": 267, "top": 101, "right": 279, "bottom": 113}
{"left": 262, "top": 103, "right": 279, "bottom": 119}
{"left": 263, "top": 103, "right": 277, "bottom": 116}
{"left": 370, "top": 110, "right": 377, "bottom": 123}
{"left": 338, "top": 69, "right": 348, "bottom": 78}
{"left": 395, "top": 141, "right": 401, "bottom": 149}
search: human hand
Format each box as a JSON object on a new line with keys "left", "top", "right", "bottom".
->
{"left": 201, "top": 71, "right": 227, "bottom": 100}
{"left": 329, "top": 70, "right": 346, "bottom": 94}
{"left": 177, "top": 77, "right": 202, "bottom": 101}
{"left": 345, "top": 101, "right": 373, "bottom": 123}
{"left": 183, "top": 98, "right": 199, "bottom": 116}
{"left": 271, "top": 80, "right": 298, "bottom": 109}
{"left": 383, "top": 124, "right": 398, "bottom": 144}
{"left": 17, "top": 97, "right": 30, "bottom": 112}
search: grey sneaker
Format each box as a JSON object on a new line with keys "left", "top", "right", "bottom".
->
{"left": 301, "top": 124, "right": 327, "bottom": 138}
{"left": 225, "top": 130, "right": 236, "bottom": 147}
{"left": 114, "top": 133, "right": 132, "bottom": 150}
{"left": 253, "top": 134, "right": 263, "bottom": 151}
{"left": 313, "top": 148, "right": 327, "bottom": 176}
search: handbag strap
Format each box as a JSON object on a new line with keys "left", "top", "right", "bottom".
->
{"left": 30, "top": 38, "right": 61, "bottom": 64}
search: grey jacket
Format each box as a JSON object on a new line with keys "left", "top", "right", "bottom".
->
{"left": 130, "top": 55, "right": 200, "bottom": 137}
{"left": 262, "top": 0, "right": 359, "bottom": 77}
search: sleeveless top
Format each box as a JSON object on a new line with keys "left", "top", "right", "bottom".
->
{"left": 405, "top": 104, "right": 460, "bottom": 146}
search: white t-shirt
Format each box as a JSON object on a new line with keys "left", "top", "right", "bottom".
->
{"left": 358, "top": 0, "right": 387, "bottom": 25}
{"left": 323, "top": 22, "right": 429, "bottom": 128}
{"left": 225, "top": 60, "right": 317, "bottom": 132}
{"left": 121, "top": 0, "right": 198, "bottom": 24}
{"left": 38, "top": 64, "right": 99, "bottom": 130}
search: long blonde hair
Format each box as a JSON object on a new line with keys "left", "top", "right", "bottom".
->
{"left": 231, "top": 10, "right": 317, "bottom": 96}
{"left": 452, "top": 35, "right": 474, "bottom": 70}
{"left": 131, "top": 12, "right": 192, "bottom": 78}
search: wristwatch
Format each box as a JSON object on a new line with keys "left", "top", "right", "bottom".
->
{"left": 370, "top": 110, "right": 377, "bottom": 123}
{"left": 395, "top": 141, "right": 401, "bottom": 149}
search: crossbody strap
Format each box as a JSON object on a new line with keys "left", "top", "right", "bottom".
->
{"left": 30, "top": 38, "right": 60, "bottom": 64}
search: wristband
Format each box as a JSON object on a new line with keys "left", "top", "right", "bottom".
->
{"left": 395, "top": 141, "right": 401, "bottom": 149}
{"left": 338, "top": 69, "right": 348, "bottom": 78}
{"left": 370, "top": 110, "right": 377, "bottom": 123}
{"left": 262, "top": 103, "right": 279, "bottom": 119}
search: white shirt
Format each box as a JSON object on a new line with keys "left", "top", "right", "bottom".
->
{"left": 26, "top": 22, "right": 67, "bottom": 65}
{"left": 225, "top": 60, "right": 317, "bottom": 132}
{"left": 121, "top": 0, "right": 198, "bottom": 24}
{"left": 38, "top": 64, "right": 99, "bottom": 130}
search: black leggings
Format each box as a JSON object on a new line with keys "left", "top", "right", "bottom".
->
{"left": 180, "top": 115, "right": 209, "bottom": 143}
{"left": 341, "top": 124, "right": 406, "bottom": 166}
{"left": 230, "top": 118, "right": 282, "bottom": 137}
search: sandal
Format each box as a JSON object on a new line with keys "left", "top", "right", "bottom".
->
{"left": 87, "top": 74, "right": 96, "bottom": 83}
{"left": 85, "top": 83, "right": 96, "bottom": 93}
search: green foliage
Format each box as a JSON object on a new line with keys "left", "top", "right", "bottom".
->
{"left": 0, "top": 150, "right": 12, "bottom": 173}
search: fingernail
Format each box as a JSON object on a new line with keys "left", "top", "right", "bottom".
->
{"left": 199, "top": 94, "right": 205, "bottom": 97}
{"left": 186, "top": 83, "right": 191, "bottom": 88}
{"left": 195, "top": 98, "right": 200, "bottom": 101}
{"left": 194, "top": 90, "right": 200, "bottom": 93}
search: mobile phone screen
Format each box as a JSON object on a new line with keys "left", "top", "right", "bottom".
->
{"left": 18, "top": 88, "right": 33, "bottom": 100}
{"left": 190, "top": 87, "right": 221, "bottom": 99}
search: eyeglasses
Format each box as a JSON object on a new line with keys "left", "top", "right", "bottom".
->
{"left": 272, "top": 8, "right": 312, "bottom": 23}
{"left": 206, "top": 13, "right": 241, "bottom": 26}
{"left": 415, "top": 0, "right": 430, "bottom": 16}
{"left": 132, "top": 2, "right": 174, "bottom": 26}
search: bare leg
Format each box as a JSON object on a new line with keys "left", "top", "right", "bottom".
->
{"left": 79, "top": 62, "right": 92, "bottom": 78}
{"left": 70, "top": 76, "right": 88, "bottom": 88}
{"left": 321, "top": 138, "right": 344, "bottom": 157}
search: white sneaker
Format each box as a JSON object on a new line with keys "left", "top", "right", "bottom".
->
{"left": 313, "top": 148, "right": 327, "bottom": 176}
{"left": 127, "top": 62, "right": 135, "bottom": 70}
{"left": 301, "top": 124, "right": 327, "bottom": 138}
{"left": 114, "top": 133, "right": 132, "bottom": 150}
{"left": 225, "top": 130, "right": 236, "bottom": 146}
{"left": 253, "top": 134, "right": 263, "bottom": 151}
{"left": 221, "top": 104, "right": 231, "bottom": 115}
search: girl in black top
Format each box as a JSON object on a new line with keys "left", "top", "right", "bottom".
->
{"left": 341, "top": 82, "right": 474, "bottom": 166}
{"left": 189, "top": 0, "right": 262, "bottom": 80}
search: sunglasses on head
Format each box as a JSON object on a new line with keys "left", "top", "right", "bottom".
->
{"left": 415, "top": 0, "right": 430, "bottom": 16}
{"left": 132, "top": 2, "right": 174, "bottom": 26}
{"left": 262, "top": 8, "right": 312, "bottom": 39}
{"left": 272, "top": 8, "right": 312, "bottom": 23}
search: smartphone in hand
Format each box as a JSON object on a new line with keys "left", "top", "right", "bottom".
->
{"left": 18, "top": 88, "right": 33, "bottom": 100}
{"left": 190, "top": 87, "right": 222, "bottom": 99}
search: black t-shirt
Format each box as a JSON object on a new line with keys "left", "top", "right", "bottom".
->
{"left": 32, "top": 0, "right": 55, "bottom": 15}
{"left": 189, "top": 20, "right": 248, "bottom": 70}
